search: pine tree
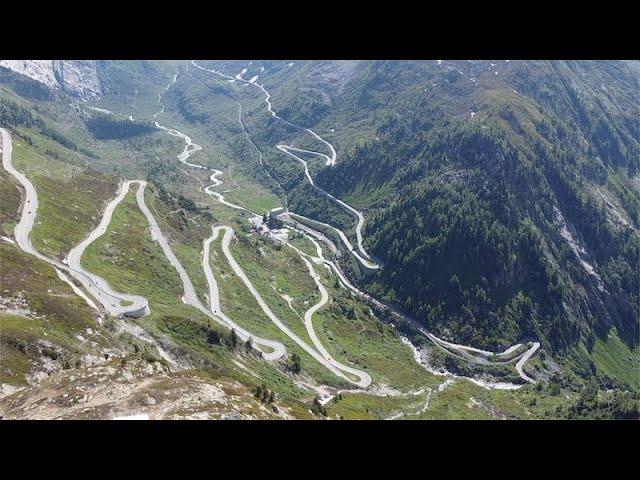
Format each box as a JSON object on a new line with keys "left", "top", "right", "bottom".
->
{"left": 290, "top": 353, "right": 302, "bottom": 374}
{"left": 260, "top": 384, "right": 269, "bottom": 403}
{"left": 313, "top": 396, "right": 327, "bottom": 416}
{"left": 254, "top": 384, "right": 263, "bottom": 399}
{"left": 229, "top": 328, "right": 238, "bottom": 349}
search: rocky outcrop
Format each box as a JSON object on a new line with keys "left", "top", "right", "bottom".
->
{"left": 52, "top": 60, "right": 102, "bottom": 98}
{"left": 0, "top": 60, "right": 101, "bottom": 98}
{"left": 0, "top": 60, "right": 59, "bottom": 89}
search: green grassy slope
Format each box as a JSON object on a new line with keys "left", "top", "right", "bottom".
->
{"left": 0, "top": 242, "right": 105, "bottom": 386}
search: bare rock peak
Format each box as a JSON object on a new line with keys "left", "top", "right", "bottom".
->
{"left": 0, "top": 59, "right": 101, "bottom": 98}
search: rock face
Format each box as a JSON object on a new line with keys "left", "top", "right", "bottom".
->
{"left": 52, "top": 60, "right": 102, "bottom": 98}
{"left": 0, "top": 358, "right": 293, "bottom": 420}
{"left": 0, "top": 60, "right": 101, "bottom": 98}
{"left": 0, "top": 60, "right": 58, "bottom": 89}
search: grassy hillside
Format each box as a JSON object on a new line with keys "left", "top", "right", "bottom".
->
{"left": 235, "top": 60, "right": 639, "bottom": 389}
{"left": 2, "top": 60, "right": 638, "bottom": 419}
{"left": 0, "top": 242, "right": 106, "bottom": 387}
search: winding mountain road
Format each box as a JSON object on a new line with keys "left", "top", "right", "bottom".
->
{"left": 1, "top": 128, "right": 285, "bottom": 359}
{"left": 203, "top": 227, "right": 286, "bottom": 360}
{"left": 299, "top": 255, "right": 372, "bottom": 384}
{"left": 213, "top": 225, "right": 371, "bottom": 387}
{"left": 149, "top": 73, "right": 374, "bottom": 371}
{"left": 161, "top": 64, "right": 541, "bottom": 384}
{"left": 136, "top": 180, "right": 285, "bottom": 360}
{"left": 279, "top": 216, "right": 540, "bottom": 383}
{"left": 66, "top": 181, "right": 149, "bottom": 316}
{"left": 515, "top": 342, "right": 540, "bottom": 383}
{"left": 70, "top": 176, "right": 285, "bottom": 360}
{"left": 285, "top": 211, "right": 379, "bottom": 270}
{"left": 195, "top": 62, "right": 544, "bottom": 383}
{"left": 276, "top": 145, "right": 375, "bottom": 264}
{"left": 6, "top": 62, "right": 540, "bottom": 388}
{"left": 191, "top": 61, "right": 378, "bottom": 268}
{"left": 153, "top": 103, "right": 367, "bottom": 374}
{"left": 1, "top": 127, "right": 148, "bottom": 317}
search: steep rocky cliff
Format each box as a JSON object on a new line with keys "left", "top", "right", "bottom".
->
{"left": 0, "top": 60, "right": 101, "bottom": 98}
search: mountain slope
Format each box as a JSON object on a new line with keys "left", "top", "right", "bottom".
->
{"left": 1, "top": 60, "right": 638, "bottom": 419}
{"left": 210, "top": 60, "right": 639, "bottom": 388}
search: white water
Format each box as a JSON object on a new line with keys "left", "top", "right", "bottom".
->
{"left": 554, "top": 205, "right": 604, "bottom": 290}
{"left": 400, "top": 336, "right": 524, "bottom": 390}
{"left": 191, "top": 61, "right": 378, "bottom": 268}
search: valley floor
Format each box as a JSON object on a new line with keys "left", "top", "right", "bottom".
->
{"left": 1, "top": 60, "right": 638, "bottom": 420}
